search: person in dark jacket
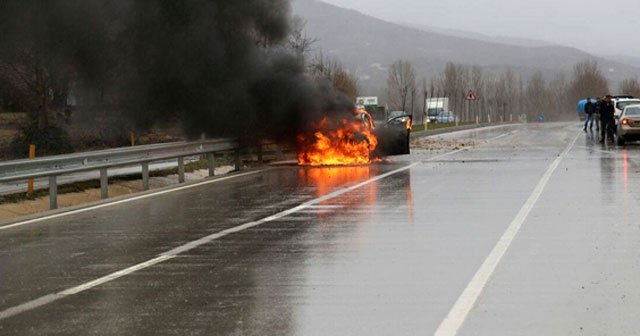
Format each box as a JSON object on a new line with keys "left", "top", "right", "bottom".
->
{"left": 594, "top": 97, "right": 601, "bottom": 131}
{"left": 584, "top": 98, "right": 596, "bottom": 131}
{"left": 599, "top": 95, "right": 615, "bottom": 143}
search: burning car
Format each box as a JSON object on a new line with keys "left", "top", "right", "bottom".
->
{"left": 297, "top": 108, "right": 411, "bottom": 166}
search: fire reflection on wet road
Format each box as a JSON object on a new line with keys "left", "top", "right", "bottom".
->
{"left": 2, "top": 123, "right": 640, "bottom": 335}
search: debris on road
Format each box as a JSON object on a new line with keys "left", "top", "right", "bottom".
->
{"left": 411, "top": 137, "right": 476, "bottom": 151}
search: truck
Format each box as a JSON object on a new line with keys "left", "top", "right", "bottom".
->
{"left": 425, "top": 97, "right": 450, "bottom": 124}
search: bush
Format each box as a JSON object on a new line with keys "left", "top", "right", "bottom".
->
{"left": 7, "top": 123, "right": 74, "bottom": 159}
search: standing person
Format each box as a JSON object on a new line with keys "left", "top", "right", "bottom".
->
{"left": 599, "top": 95, "right": 615, "bottom": 143}
{"left": 594, "top": 97, "right": 601, "bottom": 131}
{"left": 584, "top": 98, "right": 596, "bottom": 131}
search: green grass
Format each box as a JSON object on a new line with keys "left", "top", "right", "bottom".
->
{"left": 0, "top": 112, "right": 28, "bottom": 123}
{"left": 412, "top": 122, "right": 478, "bottom": 132}
{"left": 0, "top": 113, "right": 27, "bottom": 148}
{"left": 0, "top": 129, "right": 18, "bottom": 140}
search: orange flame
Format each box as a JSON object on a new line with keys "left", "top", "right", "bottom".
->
{"left": 298, "top": 111, "right": 379, "bottom": 166}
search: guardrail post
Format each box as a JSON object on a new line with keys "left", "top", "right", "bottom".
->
{"left": 178, "top": 157, "right": 185, "bottom": 183}
{"left": 141, "top": 162, "right": 150, "bottom": 191}
{"left": 49, "top": 176, "right": 58, "bottom": 210}
{"left": 234, "top": 150, "right": 241, "bottom": 171}
{"left": 28, "top": 144, "right": 36, "bottom": 196}
{"left": 207, "top": 153, "right": 215, "bottom": 177}
{"left": 100, "top": 168, "right": 108, "bottom": 199}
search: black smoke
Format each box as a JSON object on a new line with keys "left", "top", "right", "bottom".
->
{"left": 0, "top": 0, "right": 354, "bottom": 143}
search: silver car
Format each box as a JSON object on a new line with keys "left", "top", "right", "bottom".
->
{"left": 616, "top": 104, "right": 640, "bottom": 145}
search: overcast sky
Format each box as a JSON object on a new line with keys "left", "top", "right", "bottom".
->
{"left": 320, "top": 0, "right": 640, "bottom": 57}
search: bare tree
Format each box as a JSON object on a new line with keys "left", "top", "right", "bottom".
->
{"left": 526, "top": 71, "right": 547, "bottom": 118}
{"left": 619, "top": 78, "right": 640, "bottom": 97}
{"left": 288, "top": 16, "right": 318, "bottom": 59}
{"left": 547, "top": 73, "right": 571, "bottom": 120}
{"left": 440, "top": 62, "right": 467, "bottom": 120}
{"left": 0, "top": 49, "right": 69, "bottom": 129}
{"left": 503, "top": 69, "right": 518, "bottom": 117}
{"left": 484, "top": 72, "right": 499, "bottom": 120}
{"left": 470, "top": 65, "right": 484, "bottom": 120}
{"left": 568, "top": 60, "right": 609, "bottom": 103}
{"left": 386, "top": 60, "right": 417, "bottom": 114}
{"left": 309, "top": 53, "right": 359, "bottom": 98}
{"left": 419, "top": 77, "right": 428, "bottom": 125}
{"left": 492, "top": 70, "right": 508, "bottom": 121}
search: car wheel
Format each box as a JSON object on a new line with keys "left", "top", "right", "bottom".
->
{"left": 616, "top": 135, "right": 625, "bottom": 146}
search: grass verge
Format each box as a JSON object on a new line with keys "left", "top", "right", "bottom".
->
{"left": 411, "top": 122, "right": 480, "bottom": 132}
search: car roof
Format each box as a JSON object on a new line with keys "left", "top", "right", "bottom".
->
{"left": 612, "top": 94, "right": 635, "bottom": 99}
{"left": 613, "top": 98, "right": 640, "bottom": 102}
{"left": 623, "top": 104, "right": 640, "bottom": 111}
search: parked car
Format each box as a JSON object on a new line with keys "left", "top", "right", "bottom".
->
{"left": 387, "top": 110, "right": 408, "bottom": 121}
{"left": 435, "top": 111, "right": 457, "bottom": 123}
{"left": 425, "top": 97, "right": 449, "bottom": 124}
{"left": 616, "top": 104, "right": 640, "bottom": 145}
{"left": 612, "top": 97, "right": 640, "bottom": 121}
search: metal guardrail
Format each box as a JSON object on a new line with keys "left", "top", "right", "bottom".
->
{"left": 0, "top": 139, "right": 245, "bottom": 210}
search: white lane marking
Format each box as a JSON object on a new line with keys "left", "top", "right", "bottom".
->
{"left": 487, "top": 130, "right": 519, "bottom": 142}
{"left": 0, "top": 170, "right": 265, "bottom": 231}
{"left": 434, "top": 132, "right": 580, "bottom": 336}
{"left": 307, "top": 205, "right": 344, "bottom": 209}
{"left": 0, "top": 147, "right": 473, "bottom": 320}
{"left": 489, "top": 133, "right": 509, "bottom": 141}
{"left": 0, "top": 255, "right": 174, "bottom": 320}
{"left": 424, "top": 124, "right": 522, "bottom": 140}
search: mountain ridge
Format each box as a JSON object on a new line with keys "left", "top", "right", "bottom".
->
{"left": 292, "top": 0, "right": 640, "bottom": 90}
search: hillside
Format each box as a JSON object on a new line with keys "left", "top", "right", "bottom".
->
{"left": 292, "top": 0, "right": 640, "bottom": 90}
{"left": 404, "top": 23, "right": 555, "bottom": 48}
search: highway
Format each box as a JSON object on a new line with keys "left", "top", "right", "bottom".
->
{"left": 1, "top": 123, "right": 639, "bottom": 335}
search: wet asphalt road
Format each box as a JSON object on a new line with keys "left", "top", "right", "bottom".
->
{"left": 1, "top": 123, "right": 639, "bottom": 335}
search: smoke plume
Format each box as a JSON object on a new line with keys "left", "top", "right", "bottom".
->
{"left": 0, "top": 0, "right": 354, "bottom": 143}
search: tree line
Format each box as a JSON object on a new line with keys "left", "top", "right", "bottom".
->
{"left": 386, "top": 59, "right": 637, "bottom": 124}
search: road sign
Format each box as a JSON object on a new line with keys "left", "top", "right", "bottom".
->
{"left": 356, "top": 96, "right": 378, "bottom": 106}
{"left": 465, "top": 90, "right": 478, "bottom": 101}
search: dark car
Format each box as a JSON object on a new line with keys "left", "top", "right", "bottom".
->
{"left": 352, "top": 108, "right": 411, "bottom": 157}
{"left": 374, "top": 114, "right": 412, "bottom": 155}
